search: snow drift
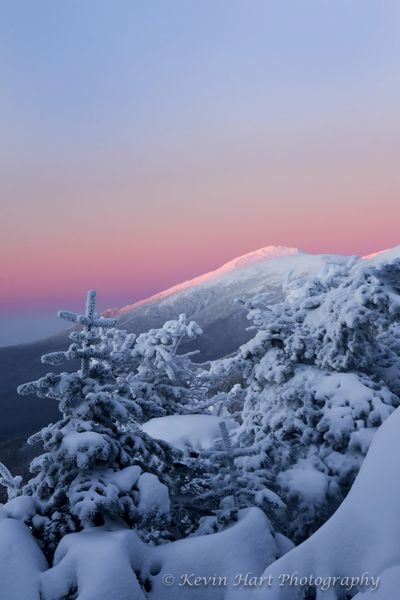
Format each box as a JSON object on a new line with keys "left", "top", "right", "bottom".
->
{"left": 39, "top": 507, "right": 285, "bottom": 600}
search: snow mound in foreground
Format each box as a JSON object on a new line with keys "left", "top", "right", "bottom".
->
{"left": 145, "top": 507, "right": 287, "bottom": 600}
{"left": 39, "top": 508, "right": 286, "bottom": 600}
{"left": 0, "top": 517, "right": 47, "bottom": 600}
{"left": 41, "top": 526, "right": 147, "bottom": 600}
{"left": 250, "top": 405, "right": 400, "bottom": 600}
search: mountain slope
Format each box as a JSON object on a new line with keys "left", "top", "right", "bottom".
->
{"left": 109, "top": 246, "right": 350, "bottom": 360}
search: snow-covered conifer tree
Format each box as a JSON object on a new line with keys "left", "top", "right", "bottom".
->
{"left": 94, "top": 314, "right": 208, "bottom": 419}
{"left": 187, "top": 420, "right": 285, "bottom": 537}
{"left": 15, "top": 291, "right": 179, "bottom": 553}
{"left": 235, "top": 259, "right": 400, "bottom": 541}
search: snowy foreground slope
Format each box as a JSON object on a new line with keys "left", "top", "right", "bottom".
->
{"left": 1, "top": 405, "right": 400, "bottom": 599}
{"left": 249, "top": 404, "right": 400, "bottom": 600}
{"left": 0, "top": 505, "right": 287, "bottom": 600}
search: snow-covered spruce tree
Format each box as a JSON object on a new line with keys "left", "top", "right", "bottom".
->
{"left": 235, "top": 258, "right": 400, "bottom": 542}
{"left": 89, "top": 314, "right": 209, "bottom": 420}
{"left": 126, "top": 315, "right": 209, "bottom": 416}
{"left": 186, "top": 421, "right": 285, "bottom": 537}
{"left": 15, "top": 291, "right": 179, "bottom": 554}
{"left": 202, "top": 355, "right": 247, "bottom": 423}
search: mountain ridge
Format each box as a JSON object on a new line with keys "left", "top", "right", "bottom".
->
{"left": 105, "top": 245, "right": 301, "bottom": 317}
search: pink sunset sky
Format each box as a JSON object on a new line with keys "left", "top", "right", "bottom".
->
{"left": 1, "top": 1, "right": 400, "bottom": 344}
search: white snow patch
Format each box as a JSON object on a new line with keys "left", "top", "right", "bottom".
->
{"left": 61, "top": 431, "right": 110, "bottom": 468}
{"left": 142, "top": 414, "right": 228, "bottom": 451}
{"left": 277, "top": 463, "right": 329, "bottom": 507}
{"left": 137, "top": 472, "right": 170, "bottom": 516}
{"left": 110, "top": 466, "right": 142, "bottom": 493}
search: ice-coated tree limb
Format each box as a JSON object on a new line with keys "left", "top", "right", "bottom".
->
{"left": 219, "top": 421, "right": 239, "bottom": 508}
{"left": 41, "top": 351, "right": 71, "bottom": 365}
{"left": 182, "top": 393, "right": 225, "bottom": 415}
{"left": 17, "top": 381, "right": 38, "bottom": 396}
{"left": 57, "top": 310, "right": 80, "bottom": 323}
{"left": 86, "top": 289, "right": 96, "bottom": 319}
{"left": 0, "top": 462, "right": 22, "bottom": 500}
{"left": 27, "top": 430, "right": 44, "bottom": 445}
{"left": 41, "top": 347, "right": 110, "bottom": 366}
{"left": 82, "top": 290, "right": 96, "bottom": 377}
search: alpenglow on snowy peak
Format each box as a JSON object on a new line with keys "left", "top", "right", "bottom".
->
{"left": 107, "top": 245, "right": 301, "bottom": 317}
{"left": 107, "top": 243, "right": 400, "bottom": 322}
{"left": 105, "top": 245, "right": 353, "bottom": 360}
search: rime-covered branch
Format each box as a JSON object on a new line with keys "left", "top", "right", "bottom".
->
{"left": 0, "top": 463, "right": 22, "bottom": 500}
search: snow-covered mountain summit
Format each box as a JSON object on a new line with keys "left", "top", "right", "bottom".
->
{"left": 108, "top": 245, "right": 351, "bottom": 359}
{"left": 361, "top": 244, "right": 400, "bottom": 265}
{"left": 109, "top": 245, "right": 300, "bottom": 317}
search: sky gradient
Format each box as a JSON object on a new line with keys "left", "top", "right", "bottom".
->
{"left": 1, "top": 1, "right": 400, "bottom": 345}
